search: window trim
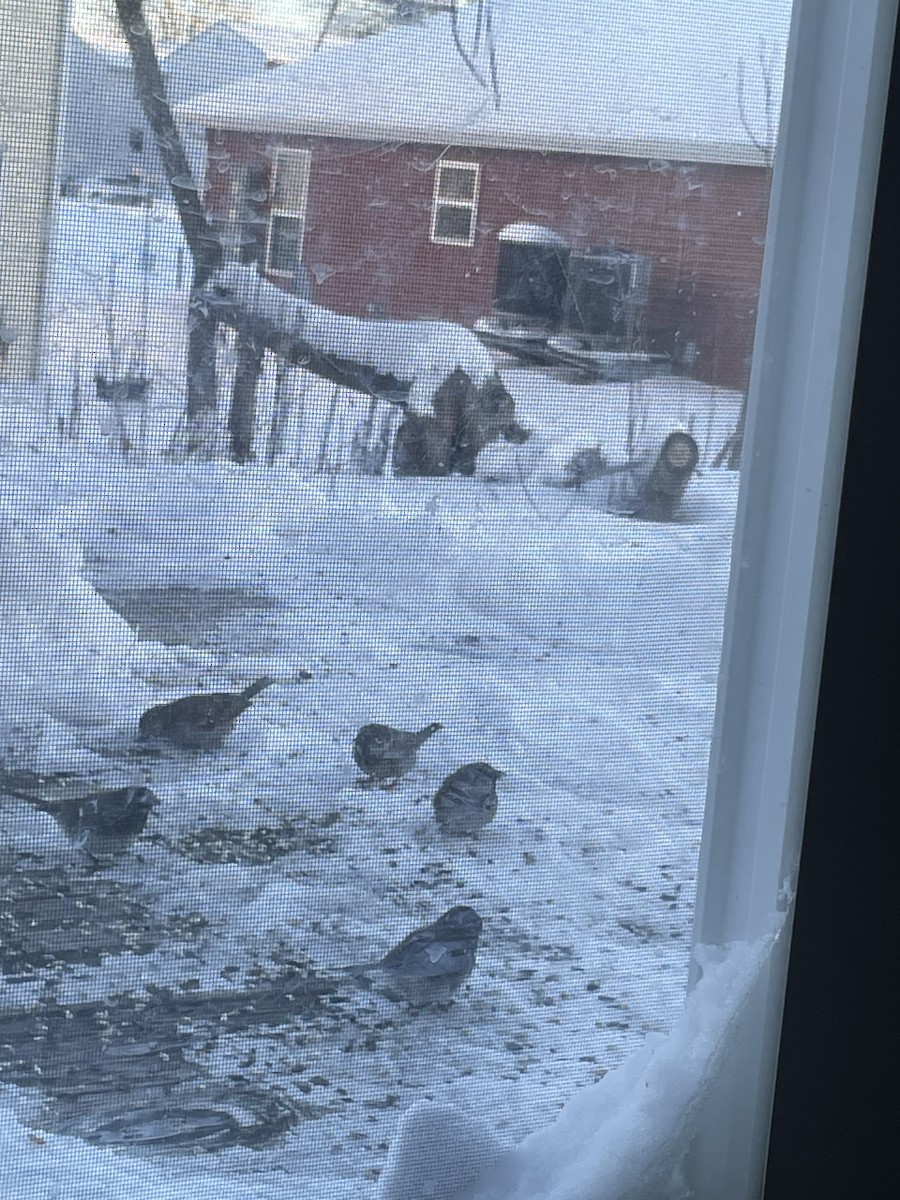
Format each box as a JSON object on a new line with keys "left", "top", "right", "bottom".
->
{"left": 264, "top": 146, "right": 312, "bottom": 277}
{"left": 430, "top": 159, "right": 481, "bottom": 247}
{"left": 761, "top": 38, "right": 898, "bottom": 1191}
{"left": 683, "top": 1, "right": 898, "bottom": 1196}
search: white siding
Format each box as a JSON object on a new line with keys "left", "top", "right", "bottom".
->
{"left": 0, "top": 0, "right": 66, "bottom": 383}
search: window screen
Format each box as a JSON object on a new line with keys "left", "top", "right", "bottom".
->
{"left": 0, "top": 2, "right": 887, "bottom": 1199}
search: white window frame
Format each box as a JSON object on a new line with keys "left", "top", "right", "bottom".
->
{"left": 264, "top": 147, "right": 312, "bottom": 277}
{"left": 430, "top": 159, "right": 481, "bottom": 246}
{"left": 683, "top": 2, "right": 897, "bottom": 1196}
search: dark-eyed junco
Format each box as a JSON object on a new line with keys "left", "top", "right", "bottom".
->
{"left": 353, "top": 721, "right": 443, "bottom": 784}
{"left": 342, "top": 905, "right": 483, "bottom": 1004}
{"left": 138, "top": 677, "right": 275, "bottom": 750}
{"left": 433, "top": 762, "right": 503, "bottom": 834}
{"left": 5, "top": 784, "right": 159, "bottom": 860}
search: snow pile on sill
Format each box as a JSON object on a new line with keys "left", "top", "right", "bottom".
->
{"left": 380, "top": 928, "right": 781, "bottom": 1200}
{"left": 213, "top": 264, "right": 497, "bottom": 413}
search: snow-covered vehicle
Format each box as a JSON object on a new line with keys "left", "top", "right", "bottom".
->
{"left": 478, "top": 229, "right": 669, "bottom": 384}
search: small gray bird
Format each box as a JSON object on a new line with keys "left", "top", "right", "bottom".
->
{"left": 343, "top": 905, "right": 483, "bottom": 1005}
{"left": 433, "top": 762, "right": 503, "bottom": 834}
{"left": 138, "top": 677, "right": 275, "bottom": 751}
{"left": 352, "top": 721, "right": 443, "bottom": 784}
{"left": 1, "top": 780, "right": 159, "bottom": 860}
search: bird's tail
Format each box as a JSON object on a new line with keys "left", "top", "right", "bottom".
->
{"left": 0, "top": 784, "right": 56, "bottom": 814}
{"left": 0, "top": 769, "right": 74, "bottom": 812}
{"left": 415, "top": 722, "right": 444, "bottom": 745}
{"left": 335, "top": 959, "right": 381, "bottom": 981}
{"left": 241, "top": 676, "right": 276, "bottom": 701}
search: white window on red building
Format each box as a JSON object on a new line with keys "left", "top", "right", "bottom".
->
{"left": 265, "top": 147, "right": 312, "bottom": 275}
{"left": 430, "top": 160, "right": 480, "bottom": 246}
{"left": 219, "top": 159, "right": 267, "bottom": 264}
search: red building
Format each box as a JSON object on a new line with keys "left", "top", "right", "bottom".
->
{"left": 184, "top": 1, "right": 790, "bottom": 391}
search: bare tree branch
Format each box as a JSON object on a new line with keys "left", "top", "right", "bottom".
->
{"left": 450, "top": 1, "right": 500, "bottom": 110}
{"left": 200, "top": 274, "right": 412, "bottom": 403}
{"left": 315, "top": 0, "right": 342, "bottom": 50}
{"left": 472, "top": 0, "right": 483, "bottom": 50}
{"left": 316, "top": 2, "right": 501, "bottom": 107}
{"left": 736, "top": 38, "right": 776, "bottom": 165}
{"left": 450, "top": 0, "right": 488, "bottom": 89}
{"left": 484, "top": 1, "right": 501, "bottom": 111}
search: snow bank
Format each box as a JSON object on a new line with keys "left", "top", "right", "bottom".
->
{"left": 0, "top": 489, "right": 143, "bottom": 746}
{"left": 380, "top": 928, "right": 781, "bottom": 1200}
{"left": 212, "top": 263, "right": 497, "bottom": 413}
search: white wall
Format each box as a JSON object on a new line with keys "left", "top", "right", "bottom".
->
{"left": 0, "top": 0, "right": 66, "bottom": 384}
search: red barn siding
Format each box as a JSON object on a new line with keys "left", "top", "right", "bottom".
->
{"left": 206, "top": 129, "right": 772, "bottom": 391}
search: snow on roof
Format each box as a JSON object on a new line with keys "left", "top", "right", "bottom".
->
{"left": 181, "top": 0, "right": 793, "bottom": 166}
{"left": 498, "top": 223, "right": 569, "bottom": 245}
{"left": 227, "top": 21, "right": 319, "bottom": 65}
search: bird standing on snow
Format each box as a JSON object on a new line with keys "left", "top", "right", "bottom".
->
{"left": 138, "top": 677, "right": 275, "bottom": 750}
{"left": 1, "top": 777, "right": 159, "bottom": 861}
{"left": 342, "top": 905, "right": 483, "bottom": 1004}
{"left": 433, "top": 762, "right": 503, "bottom": 835}
{"left": 353, "top": 721, "right": 443, "bottom": 784}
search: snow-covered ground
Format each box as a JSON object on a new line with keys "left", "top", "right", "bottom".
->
{"left": 0, "top": 198, "right": 746, "bottom": 1197}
